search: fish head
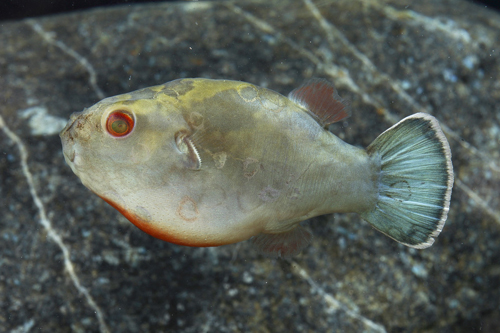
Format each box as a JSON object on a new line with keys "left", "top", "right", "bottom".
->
{"left": 60, "top": 89, "right": 194, "bottom": 207}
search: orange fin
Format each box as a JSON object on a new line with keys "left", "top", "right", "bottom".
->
{"left": 288, "top": 78, "right": 351, "bottom": 127}
{"left": 251, "top": 226, "right": 312, "bottom": 258}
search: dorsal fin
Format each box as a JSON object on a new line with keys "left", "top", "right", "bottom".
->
{"left": 288, "top": 78, "right": 351, "bottom": 127}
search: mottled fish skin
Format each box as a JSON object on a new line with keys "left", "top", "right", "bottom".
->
{"left": 60, "top": 78, "right": 378, "bottom": 248}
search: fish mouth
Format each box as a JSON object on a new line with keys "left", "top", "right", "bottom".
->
{"left": 60, "top": 111, "right": 82, "bottom": 165}
{"left": 60, "top": 131, "right": 77, "bottom": 166}
{"left": 62, "top": 141, "right": 76, "bottom": 163}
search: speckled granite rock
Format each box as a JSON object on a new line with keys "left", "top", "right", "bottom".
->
{"left": 1, "top": 0, "right": 500, "bottom": 332}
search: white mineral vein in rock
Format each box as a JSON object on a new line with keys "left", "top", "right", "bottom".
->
{"left": 19, "top": 106, "right": 67, "bottom": 136}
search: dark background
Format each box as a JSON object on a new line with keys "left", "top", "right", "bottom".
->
{"left": 0, "top": 0, "right": 499, "bottom": 21}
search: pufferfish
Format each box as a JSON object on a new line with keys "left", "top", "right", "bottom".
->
{"left": 60, "top": 78, "right": 454, "bottom": 257}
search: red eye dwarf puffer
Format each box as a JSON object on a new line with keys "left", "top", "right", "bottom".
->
{"left": 60, "top": 78, "right": 453, "bottom": 257}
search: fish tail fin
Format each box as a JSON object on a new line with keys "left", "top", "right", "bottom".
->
{"left": 360, "top": 113, "right": 454, "bottom": 248}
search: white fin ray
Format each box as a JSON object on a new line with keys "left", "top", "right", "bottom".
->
{"left": 361, "top": 113, "right": 454, "bottom": 248}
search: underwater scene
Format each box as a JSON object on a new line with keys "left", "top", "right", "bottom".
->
{"left": 1, "top": 0, "right": 499, "bottom": 332}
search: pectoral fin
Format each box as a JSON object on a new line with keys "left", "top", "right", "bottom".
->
{"left": 175, "top": 130, "right": 202, "bottom": 170}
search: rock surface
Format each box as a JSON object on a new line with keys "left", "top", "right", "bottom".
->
{"left": 1, "top": 0, "right": 500, "bottom": 332}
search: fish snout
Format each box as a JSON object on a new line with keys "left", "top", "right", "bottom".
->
{"left": 61, "top": 137, "right": 76, "bottom": 164}
{"left": 60, "top": 111, "right": 89, "bottom": 165}
{"left": 60, "top": 111, "right": 82, "bottom": 138}
{"left": 60, "top": 122, "right": 77, "bottom": 164}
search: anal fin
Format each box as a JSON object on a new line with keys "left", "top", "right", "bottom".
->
{"left": 251, "top": 226, "right": 312, "bottom": 258}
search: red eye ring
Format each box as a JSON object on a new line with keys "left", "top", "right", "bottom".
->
{"left": 106, "top": 110, "right": 134, "bottom": 137}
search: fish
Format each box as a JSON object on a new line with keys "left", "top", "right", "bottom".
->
{"left": 60, "top": 78, "right": 454, "bottom": 257}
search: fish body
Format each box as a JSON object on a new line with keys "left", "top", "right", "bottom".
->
{"left": 61, "top": 78, "right": 453, "bottom": 257}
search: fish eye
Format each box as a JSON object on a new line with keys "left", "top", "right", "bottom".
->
{"left": 106, "top": 110, "right": 135, "bottom": 137}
